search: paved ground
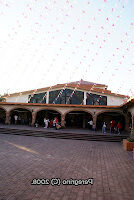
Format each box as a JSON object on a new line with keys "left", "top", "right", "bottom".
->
{"left": 0, "top": 133, "right": 134, "bottom": 200}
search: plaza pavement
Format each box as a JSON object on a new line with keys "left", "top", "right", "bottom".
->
{"left": 0, "top": 133, "right": 134, "bottom": 200}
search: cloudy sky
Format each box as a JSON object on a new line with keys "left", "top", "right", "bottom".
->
{"left": 0, "top": 0, "right": 134, "bottom": 96}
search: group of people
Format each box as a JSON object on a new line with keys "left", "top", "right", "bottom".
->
{"left": 102, "top": 120, "right": 122, "bottom": 134}
{"left": 88, "top": 119, "right": 122, "bottom": 134}
{"left": 13, "top": 115, "right": 30, "bottom": 125}
{"left": 35, "top": 117, "right": 61, "bottom": 130}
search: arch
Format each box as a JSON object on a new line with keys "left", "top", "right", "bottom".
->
{"left": 0, "top": 107, "right": 6, "bottom": 124}
{"left": 0, "top": 106, "right": 7, "bottom": 112}
{"left": 65, "top": 110, "right": 93, "bottom": 129}
{"left": 96, "top": 109, "right": 125, "bottom": 118}
{"left": 64, "top": 108, "right": 93, "bottom": 117}
{"left": 96, "top": 111, "right": 126, "bottom": 131}
{"left": 10, "top": 107, "right": 32, "bottom": 125}
{"left": 35, "top": 107, "right": 63, "bottom": 115}
{"left": 9, "top": 106, "right": 32, "bottom": 113}
{"left": 36, "top": 109, "right": 61, "bottom": 126}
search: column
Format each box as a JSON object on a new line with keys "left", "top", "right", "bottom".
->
{"left": 61, "top": 114, "right": 65, "bottom": 128}
{"left": 5, "top": 111, "right": 10, "bottom": 125}
{"left": 46, "top": 91, "right": 49, "bottom": 104}
{"left": 132, "top": 114, "right": 134, "bottom": 130}
{"left": 31, "top": 111, "right": 36, "bottom": 126}
{"left": 83, "top": 91, "right": 87, "bottom": 105}
{"left": 93, "top": 114, "right": 97, "bottom": 129}
{"left": 125, "top": 114, "right": 130, "bottom": 132}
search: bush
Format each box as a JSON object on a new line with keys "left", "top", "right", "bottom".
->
{"left": 127, "top": 128, "right": 134, "bottom": 142}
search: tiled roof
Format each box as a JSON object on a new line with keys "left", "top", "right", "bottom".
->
{"left": 67, "top": 79, "right": 107, "bottom": 88}
{"left": 3, "top": 80, "right": 128, "bottom": 98}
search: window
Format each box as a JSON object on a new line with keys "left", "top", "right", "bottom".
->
{"left": 86, "top": 93, "right": 107, "bottom": 105}
{"left": 49, "top": 89, "right": 84, "bottom": 104}
{"left": 49, "top": 90, "right": 61, "bottom": 104}
{"left": 28, "top": 92, "right": 46, "bottom": 103}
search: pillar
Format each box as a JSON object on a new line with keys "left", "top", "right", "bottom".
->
{"left": 125, "top": 114, "right": 130, "bottom": 132}
{"left": 5, "top": 111, "right": 10, "bottom": 125}
{"left": 61, "top": 114, "right": 65, "bottom": 128}
{"left": 83, "top": 92, "right": 87, "bottom": 105}
{"left": 93, "top": 114, "right": 97, "bottom": 129}
{"left": 31, "top": 111, "right": 36, "bottom": 126}
{"left": 132, "top": 114, "right": 134, "bottom": 130}
{"left": 46, "top": 91, "right": 49, "bottom": 104}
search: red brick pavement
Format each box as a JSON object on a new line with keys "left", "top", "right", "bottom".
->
{"left": 0, "top": 133, "right": 134, "bottom": 200}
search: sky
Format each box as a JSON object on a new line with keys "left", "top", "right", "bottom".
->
{"left": 0, "top": 0, "right": 134, "bottom": 97}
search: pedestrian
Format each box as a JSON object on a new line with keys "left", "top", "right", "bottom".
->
{"left": 44, "top": 118, "right": 49, "bottom": 128}
{"left": 44, "top": 117, "right": 46, "bottom": 128}
{"left": 56, "top": 122, "right": 61, "bottom": 130}
{"left": 114, "top": 125, "right": 118, "bottom": 134}
{"left": 50, "top": 119, "right": 53, "bottom": 128}
{"left": 110, "top": 120, "right": 115, "bottom": 133}
{"left": 35, "top": 120, "right": 38, "bottom": 128}
{"left": 14, "top": 115, "right": 18, "bottom": 125}
{"left": 92, "top": 123, "right": 96, "bottom": 131}
{"left": 117, "top": 122, "right": 122, "bottom": 135}
{"left": 18, "top": 116, "right": 21, "bottom": 125}
{"left": 88, "top": 119, "right": 93, "bottom": 129}
{"left": 53, "top": 117, "right": 58, "bottom": 128}
{"left": 53, "top": 117, "right": 56, "bottom": 128}
{"left": 102, "top": 122, "right": 106, "bottom": 134}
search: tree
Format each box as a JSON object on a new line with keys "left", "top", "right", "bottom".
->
{"left": 0, "top": 95, "right": 6, "bottom": 102}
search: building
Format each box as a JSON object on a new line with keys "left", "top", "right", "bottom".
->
{"left": 5, "top": 79, "right": 127, "bottom": 106}
{"left": 0, "top": 79, "right": 133, "bottom": 131}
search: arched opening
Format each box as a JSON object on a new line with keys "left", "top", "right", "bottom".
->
{"left": 10, "top": 108, "right": 32, "bottom": 125}
{"left": 0, "top": 108, "right": 6, "bottom": 124}
{"left": 96, "top": 112, "right": 125, "bottom": 131}
{"left": 36, "top": 110, "right": 61, "bottom": 126}
{"left": 65, "top": 111, "right": 93, "bottom": 128}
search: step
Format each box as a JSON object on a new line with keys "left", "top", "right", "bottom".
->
{"left": 0, "top": 127, "right": 128, "bottom": 142}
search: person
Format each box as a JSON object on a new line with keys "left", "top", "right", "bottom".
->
{"left": 110, "top": 120, "right": 115, "bottom": 133}
{"left": 44, "top": 117, "right": 46, "bottom": 128}
{"left": 114, "top": 125, "right": 118, "bottom": 134}
{"left": 14, "top": 115, "right": 18, "bottom": 125}
{"left": 92, "top": 123, "right": 96, "bottom": 131}
{"left": 56, "top": 122, "right": 61, "bottom": 130}
{"left": 44, "top": 118, "right": 49, "bottom": 128}
{"left": 35, "top": 120, "right": 39, "bottom": 128}
{"left": 88, "top": 119, "right": 93, "bottom": 129}
{"left": 53, "top": 117, "right": 56, "bottom": 128}
{"left": 117, "top": 122, "right": 122, "bottom": 135}
{"left": 18, "top": 116, "right": 21, "bottom": 125}
{"left": 102, "top": 122, "right": 106, "bottom": 134}
{"left": 53, "top": 117, "right": 58, "bottom": 128}
{"left": 50, "top": 119, "right": 53, "bottom": 128}
{"left": 48, "top": 119, "right": 50, "bottom": 128}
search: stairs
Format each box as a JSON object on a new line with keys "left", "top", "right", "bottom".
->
{"left": 0, "top": 127, "right": 129, "bottom": 142}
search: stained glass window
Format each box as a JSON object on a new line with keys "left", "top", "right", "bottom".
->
{"left": 86, "top": 93, "right": 107, "bottom": 105}
{"left": 49, "top": 89, "right": 84, "bottom": 104}
{"left": 28, "top": 92, "right": 46, "bottom": 103}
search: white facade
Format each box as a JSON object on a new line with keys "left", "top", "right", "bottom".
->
{"left": 6, "top": 94, "right": 29, "bottom": 103}
{"left": 5, "top": 89, "right": 126, "bottom": 106}
{"left": 107, "top": 95, "right": 124, "bottom": 106}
